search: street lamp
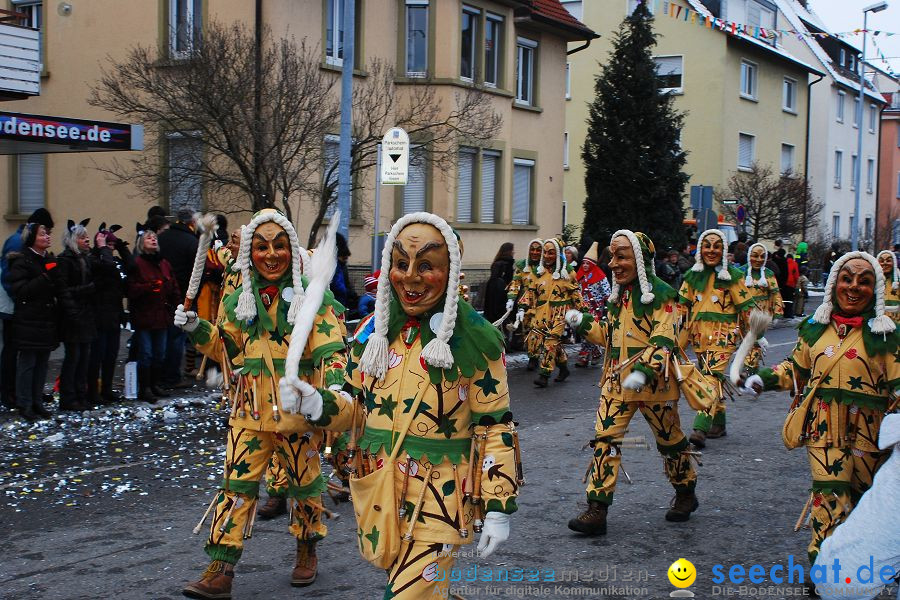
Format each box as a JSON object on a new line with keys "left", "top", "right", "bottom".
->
{"left": 852, "top": 0, "right": 888, "bottom": 250}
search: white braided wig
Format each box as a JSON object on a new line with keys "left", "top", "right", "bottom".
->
{"left": 233, "top": 209, "right": 307, "bottom": 325}
{"left": 812, "top": 251, "right": 895, "bottom": 335}
{"left": 744, "top": 242, "right": 769, "bottom": 288}
{"left": 607, "top": 229, "right": 656, "bottom": 305}
{"left": 691, "top": 228, "right": 731, "bottom": 280}
{"left": 877, "top": 250, "right": 899, "bottom": 292}
{"left": 358, "top": 212, "right": 462, "bottom": 380}
{"left": 537, "top": 238, "right": 567, "bottom": 279}
{"left": 522, "top": 238, "right": 542, "bottom": 274}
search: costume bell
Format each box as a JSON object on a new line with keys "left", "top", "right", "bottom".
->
{"left": 175, "top": 209, "right": 354, "bottom": 599}
{"left": 740, "top": 242, "right": 783, "bottom": 373}
{"left": 678, "top": 229, "right": 756, "bottom": 447}
{"left": 877, "top": 250, "right": 900, "bottom": 323}
{"left": 575, "top": 241, "right": 611, "bottom": 368}
{"left": 746, "top": 251, "right": 898, "bottom": 563}
{"left": 346, "top": 213, "right": 520, "bottom": 599}
{"left": 565, "top": 231, "right": 698, "bottom": 536}
{"left": 518, "top": 238, "right": 584, "bottom": 387}
{"left": 506, "top": 238, "right": 542, "bottom": 370}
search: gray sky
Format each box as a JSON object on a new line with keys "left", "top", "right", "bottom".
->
{"left": 810, "top": 0, "right": 900, "bottom": 76}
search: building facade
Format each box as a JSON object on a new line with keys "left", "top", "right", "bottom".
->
{"left": 877, "top": 89, "right": 900, "bottom": 248}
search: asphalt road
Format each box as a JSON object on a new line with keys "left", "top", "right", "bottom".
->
{"left": 2, "top": 304, "right": 896, "bottom": 599}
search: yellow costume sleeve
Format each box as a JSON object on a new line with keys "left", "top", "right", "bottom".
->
{"left": 676, "top": 279, "right": 693, "bottom": 348}
{"left": 768, "top": 274, "right": 784, "bottom": 318}
{"left": 633, "top": 299, "right": 679, "bottom": 384}
{"left": 758, "top": 336, "right": 811, "bottom": 393}
{"left": 306, "top": 305, "right": 353, "bottom": 431}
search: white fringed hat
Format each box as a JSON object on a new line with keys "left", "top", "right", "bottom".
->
{"left": 812, "top": 251, "right": 895, "bottom": 335}
{"left": 607, "top": 229, "right": 657, "bottom": 305}
{"left": 877, "top": 250, "right": 899, "bottom": 292}
{"left": 358, "top": 212, "right": 462, "bottom": 380}
{"left": 522, "top": 238, "right": 542, "bottom": 274}
{"left": 691, "top": 228, "right": 731, "bottom": 280}
{"left": 745, "top": 242, "right": 769, "bottom": 288}
{"left": 537, "top": 238, "right": 566, "bottom": 279}
{"left": 232, "top": 208, "right": 307, "bottom": 325}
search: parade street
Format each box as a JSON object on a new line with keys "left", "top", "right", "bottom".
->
{"left": 6, "top": 304, "right": 892, "bottom": 600}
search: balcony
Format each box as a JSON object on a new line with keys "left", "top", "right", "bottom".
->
{"left": 0, "top": 9, "right": 40, "bottom": 101}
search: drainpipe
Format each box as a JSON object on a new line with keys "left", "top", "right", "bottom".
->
{"left": 802, "top": 72, "right": 824, "bottom": 240}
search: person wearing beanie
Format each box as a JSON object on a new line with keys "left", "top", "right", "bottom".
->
{"left": 517, "top": 238, "right": 584, "bottom": 387}
{"left": 357, "top": 270, "right": 379, "bottom": 317}
{"left": 877, "top": 250, "right": 900, "bottom": 323}
{"left": 174, "top": 208, "right": 354, "bottom": 597}
{"left": 739, "top": 243, "right": 783, "bottom": 374}
{"left": 347, "top": 213, "right": 519, "bottom": 598}
{"left": 744, "top": 251, "right": 898, "bottom": 564}
{"left": 505, "top": 238, "right": 542, "bottom": 369}
{"left": 575, "top": 242, "right": 611, "bottom": 368}
{"left": 679, "top": 229, "right": 756, "bottom": 448}
{"left": 330, "top": 232, "right": 358, "bottom": 314}
{"left": 564, "top": 230, "right": 698, "bottom": 536}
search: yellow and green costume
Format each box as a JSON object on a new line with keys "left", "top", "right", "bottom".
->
{"left": 519, "top": 268, "right": 584, "bottom": 377}
{"left": 740, "top": 265, "right": 783, "bottom": 373}
{"left": 883, "top": 274, "right": 900, "bottom": 324}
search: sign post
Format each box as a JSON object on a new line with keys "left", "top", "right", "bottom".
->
{"left": 380, "top": 127, "right": 409, "bottom": 185}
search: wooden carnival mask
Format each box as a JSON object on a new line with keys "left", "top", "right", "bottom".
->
{"left": 542, "top": 241, "right": 558, "bottom": 270}
{"left": 749, "top": 246, "right": 766, "bottom": 270}
{"left": 609, "top": 235, "right": 637, "bottom": 286}
{"left": 528, "top": 241, "right": 542, "bottom": 263}
{"left": 252, "top": 222, "right": 291, "bottom": 282}
{"left": 390, "top": 222, "right": 449, "bottom": 317}
{"left": 835, "top": 258, "right": 875, "bottom": 316}
{"left": 878, "top": 252, "right": 893, "bottom": 276}
{"left": 701, "top": 234, "right": 724, "bottom": 267}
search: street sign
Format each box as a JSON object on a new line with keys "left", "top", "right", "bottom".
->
{"left": 380, "top": 127, "right": 409, "bottom": 185}
{"left": 690, "top": 185, "right": 713, "bottom": 211}
{"left": 697, "top": 209, "right": 718, "bottom": 232}
{"left": 736, "top": 204, "right": 746, "bottom": 224}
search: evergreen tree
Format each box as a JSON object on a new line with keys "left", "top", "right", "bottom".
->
{"left": 582, "top": 1, "right": 688, "bottom": 252}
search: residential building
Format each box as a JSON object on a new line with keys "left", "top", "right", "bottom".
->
{"left": 776, "top": 0, "right": 887, "bottom": 248}
{"left": 877, "top": 87, "right": 900, "bottom": 248}
{"left": 0, "top": 0, "right": 594, "bottom": 292}
{"left": 563, "top": 0, "right": 818, "bottom": 243}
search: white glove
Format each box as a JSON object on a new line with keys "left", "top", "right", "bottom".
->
{"left": 505, "top": 299, "right": 514, "bottom": 312}
{"left": 515, "top": 309, "right": 525, "bottom": 324}
{"left": 477, "top": 512, "right": 510, "bottom": 558}
{"left": 744, "top": 374, "right": 763, "bottom": 396}
{"left": 279, "top": 374, "right": 302, "bottom": 414}
{"left": 757, "top": 337, "right": 769, "bottom": 355}
{"left": 622, "top": 370, "right": 647, "bottom": 391}
{"left": 297, "top": 379, "right": 324, "bottom": 422}
{"left": 173, "top": 304, "right": 199, "bottom": 332}
{"left": 565, "top": 309, "right": 583, "bottom": 327}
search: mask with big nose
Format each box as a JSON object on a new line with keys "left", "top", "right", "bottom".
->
{"left": 251, "top": 222, "right": 291, "bottom": 282}
{"left": 390, "top": 223, "right": 450, "bottom": 317}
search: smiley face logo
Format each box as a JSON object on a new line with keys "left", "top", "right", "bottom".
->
{"left": 668, "top": 558, "right": 696, "bottom": 588}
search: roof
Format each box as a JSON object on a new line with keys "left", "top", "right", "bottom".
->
{"left": 516, "top": 0, "right": 598, "bottom": 41}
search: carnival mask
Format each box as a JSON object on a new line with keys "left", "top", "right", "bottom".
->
{"left": 528, "top": 242, "right": 542, "bottom": 264}
{"left": 835, "top": 258, "right": 875, "bottom": 316}
{"left": 542, "top": 242, "right": 557, "bottom": 270}
{"left": 390, "top": 223, "right": 449, "bottom": 317}
{"left": 878, "top": 252, "right": 893, "bottom": 276}
{"left": 226, "top": 228, "right": 241, "bottom": 257}
{"left": 749, "top": 246, "right": 766, "bottom": 270}
{"left": 252, "top": 222, "right": 291, "bottom": 282}
{"left": 609, "top": 235, "right": 637, "bottom": 286}
{"left": 701, "top": 234, "right": 724, "bottom": 267}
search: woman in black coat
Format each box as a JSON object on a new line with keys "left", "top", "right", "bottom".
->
{"left": 56, "top": 219, "right": 97, "bottom": 411}
{"left": 483, "top": 242, "right": 515, "bottom": 323}
{"left": 7, "top": 223, "right": 59, "bottom": 421}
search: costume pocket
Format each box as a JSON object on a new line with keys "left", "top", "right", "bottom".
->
{"left": 349, "top": 459, "right": 401, "bottom": 570}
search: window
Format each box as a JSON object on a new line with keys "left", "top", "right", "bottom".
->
{"left": 168, "top": 0, "right": 202, "bottom": 58}
{"left": 654, "top": 56, "right": 683, "bottom": 94}
{"left": 832, "top": 214, "right": 841, "bottom": 239}
{"left": 783, "top": 77, "right": 797, "bottom": 112}
{"left": 867, "top": 158, "right": 874, "bottom": 193}
{"left": 12, "top": 1, "right": 42, "bottom": 56}
{"left": 516, "top": 37, "right": 537, "bottom": 106}
{"left": 167, "top": 134, "right": 203, "bottom": 213}
{"left": 738, "top": 133, "right": 755, "bottom": 170}
{"left": 780, "top": 144, "right": 794, "bottom": 174}
{"left": 484, "top": 13, "right": 503, "bottom": 87}
{"left": 323, "top": 135, "right": 341, "bottom": 218}
{"left": 851, "top": 154, "right": 858, "bottom": 191}
{"left": 740, "top": 60, "right": 757, "bottom": 100}
{"left": 403, "top": 146, "right": 427, "bottom": 213}
{"left": 849, "top": 215, "right": 856, "bottom": 237}
{"left": 839, "top": 48, "right": 846, "bottom": 67}
{"left": 512, "top": 158, "right": 534, "bottom": 225}
{"left": 15, "top": 154, "right": 44, "bottom": 214}
{"left": 481, "top": 150, "right": 499, "bottom": 223}
{"left": 456, "top": 147, "right": 476, "bottom": 223}
{"left": 865, "top": 217, "right": 872, "bottom": 240}
{"left": 747, "top": 0, "right": 775, "bottom": 29}
{"left": 869, "top": 104, "right": 877, "bottom": 133}
{"left": 849, "top": 53, "right": 856, "bottom": 73}
{"left": 565, "top": 62, "right": 571, "bottom": 100}
{"left": 326, "top": 0, "right": 360, "bottom": 66}
{"left": 837, "top": 91, "right": 845, "bottom": 122}
{"left": 853, "top": 97, "right": 860, "bottom": 128}
{"left": 834, "top": 150, "right": 843, "bottom": 187}
{"left": 563, "top": 131, "right": 569, "bottom": 169}
{"left": 560, "top": 0, "right": 582, "bottom": 21}
{"left": 460, "top": 6, "right": 479, "bottom": 81}
{"left": 405, "top": 1, "right": 428, "bottom": 77}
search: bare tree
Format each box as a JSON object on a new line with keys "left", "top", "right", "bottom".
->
{"left": 310, "top": 59, "right": 503, "bottom": 247}
{"left": 719, "top": 163, "right": 823, "bottom": 241}
{"left": 89, "top": 21, "right": 339, "bottom": 219}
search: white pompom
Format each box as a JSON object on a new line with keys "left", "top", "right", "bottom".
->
{"left": 641, "top": 291, "right": 655, "bottom": 304}
{"left": 234, "top": 289, "right": 256, "bottom": 321}
{"left": 869, "top": 314, "right": 896, "bottom": 335}
{"left": 358, "top": 333, "right": 389, "bottom": 380}
{"left": 421, "top": 338, "right": 454, "bottom": 369}
{"left": 691, "top": 262, "right": 704, "bottom": 272}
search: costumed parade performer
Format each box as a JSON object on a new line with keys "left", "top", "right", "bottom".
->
{"left": 565, "top": 231, "right": 698, "bottom": 535}
{"left": 679, "top": 228, "right": 756, "bottom": 448}
{"left": 345, "top": 213, "right": 521, "bottom": 599}
{"left": 518, "top": 238, "right": 584, "bottom": 387}
{"left": 575, "top": 241, "right": 611, "bottom": 368}
{"left": 175, "top": 209, "right": 354, "bottom": 598}
{"left": 745, "top": 251, "right": 898, "bottom": 563}
{"left": 877, "top": 250, "right": 900, "bottom": 323}
{"left": 740, "top": 242, "right": 783, "bottom": 373}
{"left": 505, "top": 238, "right": 542, "bottom": 369}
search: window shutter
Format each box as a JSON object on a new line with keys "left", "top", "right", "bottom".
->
{"left": 403, "top": 148, "right": 427, "bottom": 213}
{"left": 456, "top": 148, "right": 475, "bottom": 223}
{"left": 512, "top": 160, "right": 533, "bottom": 225}
{"left": 17, "top": 154, "right": 44, "bottom": 213}
{"left": 481, "top": 151, "right": 499, "bottom": 223}
{"left": 738, "top": 134, "right": 753, "bottom": 168}
{"left": 168, "top": 136, "right": 203, "bottom": 213}
{"left": 780, "top": 145, "right": 793, "bottom": 173}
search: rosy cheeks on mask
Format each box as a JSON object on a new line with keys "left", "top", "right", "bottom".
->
{"left": 389, "top": 223, "right": 450, "bottom": 317}
{"left": 701, "top": 236, "right": 723, "bottom": 267}
{"left": 834, "top": 259, "right": 875, "bottom": 315}
{"left": 251, "top": 223, "right": 291, "bottom": 282}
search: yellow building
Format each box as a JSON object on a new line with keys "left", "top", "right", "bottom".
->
{"left": 0, "top": 0, "right": 594, "bottom": 285}
{"left": 562, "top": 0, "right": 820, "bottom": 242}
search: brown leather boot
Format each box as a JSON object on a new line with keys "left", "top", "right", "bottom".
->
{"left": 256, "top": 496, "right": 287, "bottom": 520}
{"left": 567, "top": 501, "right": 608, "bottom": 535}
{"left": 706, "top": 424, "right": 727, "bottom": 439}
{"left": 665, "top": 490, "right": 699, "bottom": 522}
{"left": 182, "top": 560, "right": 234, "bottom": 599}
{"left": 689, "top": 429, "right": 706, "bottom": 448}
{"left": 291, "top": 540, "right": 318, "bottom": 587}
